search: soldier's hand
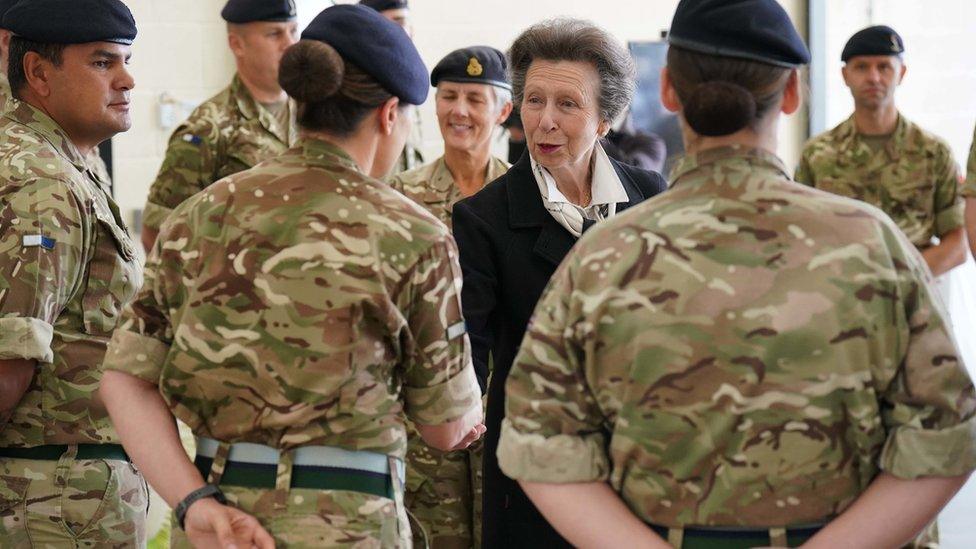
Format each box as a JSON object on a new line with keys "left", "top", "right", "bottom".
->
{"left": 184, "top": 497, "right": 275, "bottom": 549}
{"left": 449, "top": 423, "right": 487, "bottom": 450}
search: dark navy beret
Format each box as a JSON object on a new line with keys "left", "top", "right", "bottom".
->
{"left": 668, "top": 0, "right": 810, "bottom": 68}
{"left": 431, "top": 46, "right": 511, "bottom": 91}
{"left": 359, "top": 0, "right": 408, "bottom": 12}
{"left": 0, "top": 0, "right": 19, "bottom": 23}
{"left": 222, "top": 0, "right": 297, "bottom": 23}
{"left": 842, "top": 26, "right": 904, "bottom": 62}
{"left": 302, "top": 5, "right": 428, "bottom": 105}
{"left": 3, "top": 0, "right": 136, "bottom": 45}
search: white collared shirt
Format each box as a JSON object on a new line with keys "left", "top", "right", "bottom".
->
{"left": 530, "top": 143, "right": 629, "bottom": 237}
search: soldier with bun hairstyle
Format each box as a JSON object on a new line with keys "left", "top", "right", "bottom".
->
{"left": 498, "top": 1, "right": 976, "bottom": 548}
{"left": 100, "top": 5, "right": 484, "bottom": 547}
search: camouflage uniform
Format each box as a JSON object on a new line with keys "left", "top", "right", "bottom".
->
{"left": 390, "top": 155, "right": 509, "bottom": 548}
{"left": 141, "top": 74, "right": 298, "bottom": 234}
{"left": 0, "top": 100, "right": 147, "bottom": 546}
{"left": 498, "top": 147, "right": 976, "bottom": 541}
{"left": 795, "top": 113, "right": 964, "bottom": 248}
{"left": 965, "top": 124, "right": 976, "bottom": 198}
{"left": 390, "top": 156, "right": 509, "bottom": 229}
{"left": 798, "top": 117, "right": 967, "bottom": 547}
{"left": 103, "top": 138, "right": 483, "bottom": 547}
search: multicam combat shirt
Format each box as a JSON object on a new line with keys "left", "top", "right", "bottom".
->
{"left": 141, "top": 74, "right": 297, "bottom": 233}
{"left": 389, "top": 155, "right": 509, "bottom": 228}
{"left": 964, "top": 124, "right": 976, "bottom": 199}
{"left": 0, "top": 101, "right": 142, "bottom": 446}
{"left": 104, "top": 139, "right": 481, "bottom": 457}
{"left": 498, "top": 146, "right": 976, "bottom": 527}
{"left": 795, "top": 114, "right": 964, "bottom": 248}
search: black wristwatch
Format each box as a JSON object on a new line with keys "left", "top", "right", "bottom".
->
{"left": 175, "top": 484, "right": 227, "bottom": 531}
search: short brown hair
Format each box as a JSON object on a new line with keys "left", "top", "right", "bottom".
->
{"left": 8, "top": 37, "right": 65, "bottom": 100}
{"left": 509, "top": 18, "right": 635, "bottom": 124}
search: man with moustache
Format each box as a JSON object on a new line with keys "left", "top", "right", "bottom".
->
{"left": 140, "top": 0, "right": 299, "bottom": 251}
{"left": 0, "top": 0, "right": 147, "bottom": 545}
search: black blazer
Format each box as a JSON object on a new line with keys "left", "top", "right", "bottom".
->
{"left": 453, "top": 154, "right": 667, "bottom": 548}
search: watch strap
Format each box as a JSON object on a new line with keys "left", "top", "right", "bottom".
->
{"left": 175, "top": 484, "right": 227, "bottom": 531}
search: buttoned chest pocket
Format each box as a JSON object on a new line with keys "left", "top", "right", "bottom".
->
{"left": 81, "top": 203, "right": 142, "bottom": 336}
{"left": 882, "top": 165, "right": 936, "bottom": 224}
{"left": 816, "top": 175, "right": 870, "bottom": 203}
{"left": 884, "top": 171, "right": 935, "bottom": 204}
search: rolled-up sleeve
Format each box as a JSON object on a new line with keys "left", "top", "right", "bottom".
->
{"left": 932, "top": 146, "right": 964, "bottom": 236}
{"left": 0, "top": 178, "right": 85, "bottom": 363}
{"left": 879, "top": 224, "right": 976, "bottom": 478}
{"left": 497, "top": 254, "right": 611, "bottom": 483}
{"left": 400, "top": 237, "right": 481, "bottom": 426}
{"left": 964, "top": 126, "right": 976, "bottom": 198}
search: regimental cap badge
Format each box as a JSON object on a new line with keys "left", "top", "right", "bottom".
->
{"left": 288, "top": 0, "right": 297, "bottom": 17}
{"left": 466, "top": 57, "right": 483, "bottom": 77}
{"left": 891, "top": 33, "right": 901, "bottom": 52}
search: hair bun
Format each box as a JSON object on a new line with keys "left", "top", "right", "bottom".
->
{"left": 279, "top": 40, "right": 344, "bottom": 102}
{"left": 683, "top": 80, "right": 757, "bottom": 137}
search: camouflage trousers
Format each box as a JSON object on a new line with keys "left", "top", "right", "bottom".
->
{"left": 170, "top": 485, "right": 411, "bottom": 548}
{"left": 0, "top": 454, "right": 148, "bottom": 548}
{"left": 405, "top": 424, "right": 483, "bottom": 549}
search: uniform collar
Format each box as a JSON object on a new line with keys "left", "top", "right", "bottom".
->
{"left": 429, "top": 155, "right": 510, "bottom": 196}
{"left": 231, "top": 73, "right": 297, "bottom": 146}
{"left": 836, "top": 111, "right": 911, "bottom": 162}
{"left": 300, "top": 137, "right": 362, "bottom": 173}
{"left": 670, "top": 145, "right": 790, "bottom": 187}
{"left": 5, "top": 100, "right": 89, "bottom": 172}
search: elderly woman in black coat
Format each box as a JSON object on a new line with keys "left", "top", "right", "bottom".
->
{"left": 452, "top": 18, "right": 668, "bottom": 547}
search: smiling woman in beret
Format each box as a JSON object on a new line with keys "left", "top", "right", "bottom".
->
{"left": 99, "top": 4, "right": 484, "bottom": 548}
{"left": 389, "top": 44, "right": 513, "bottom": 549}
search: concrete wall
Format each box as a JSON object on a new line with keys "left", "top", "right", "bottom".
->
{"left": 114, "top": 0, "right": 808, "bottom": 227}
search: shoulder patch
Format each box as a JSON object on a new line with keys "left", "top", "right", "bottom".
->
{"left": 23, "top": 235, "right": 55, "bottom": 250}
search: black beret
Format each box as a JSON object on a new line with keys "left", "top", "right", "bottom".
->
{"left": 359, "top": 0, "right": 408, "bottom": 12}
{"left": 221, "top": 0, "right": 297, "bottom": 24}
{"left": 302, "top": 5, "right": 428, "bottom": 105}
{"left": 668, "top": 0, "right": 810, "bottom": 68}
{"left": 3, "top": 0, "right": 136, "bottom": 45}
{"left": 0, "top": 0, "right": 19, "bottom": 23}
{"left": 431, "top": 46, "right": 511, "bottom": 91}
{"left": 841, "top": 26, "right": 904, "bottom": 62}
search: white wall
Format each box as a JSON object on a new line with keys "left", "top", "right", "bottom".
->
{"left": 113, "top": 0, "right": 808, "bottom": 227}
{"left": 821, "top": 0, "right": 976, "bottom": 168}
{"left": 117, "top": 0, "right": 235, "bottom": 229}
